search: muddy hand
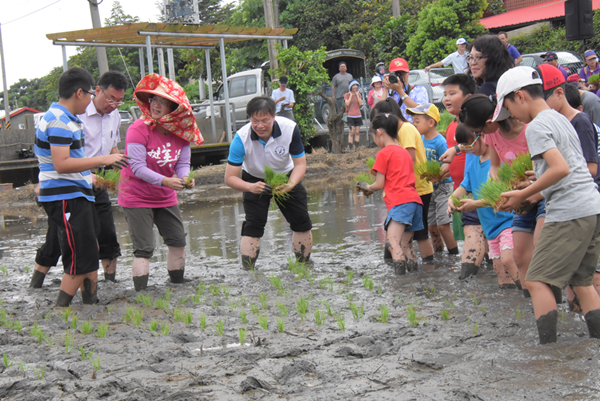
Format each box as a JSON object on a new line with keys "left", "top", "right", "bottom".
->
{"left": 112, "top": 155, "right": 131, "bottom": 170}
{"left": 356, "top": 181, "right": 372, "bottom": 195}
{"left": 261, "top": 184, "right": 273, "bottom": 196}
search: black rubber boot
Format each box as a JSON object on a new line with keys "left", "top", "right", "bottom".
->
{"left": 406, "top": 260, "right": 418, "bottom": 273}
{"left": 242, "top": 249, "right": 260, "bottom": 271}
{"left": 81, "top": 278, "right": 98, "bottom": 305}
{"left": 56, "top": 290, "right": 74, "bottom": 307}
{"left": 459, "top": 262, "right": 479, "bottom": 280}
{"left": 104, "top": 273, "right": 116, "bottom": 283}
{"left": 294, "top": 252, "right": 311, "bottom": 264}
{"left": 393, "top": 261, "right": 406, "bottom": 276}
{"left": 168, "top": 269, "right": 185, "bottom": 283}
{"left": 584, "top": 309, "right": 600, "bottom": 338}
{"left": 550, "top": 285, "right": 563, "bottom": 304}
{"left": 383, "top": 242, "right": 393, "bottom": 263}
{"left": 29, "top": 270, "right": 46, "bottom": 288}
{"left": 133, "top": 275, "right": 149, "bottom": 292}
{"left": 523, "top": 289, "right": 531, "bottom": 298}
{"left": 448, "top": 246, "right": 459, "bottom": 255}
{"left": 536, "top": 310, "right": 558, "bottom": 344}
{"left": 422, "top": 255, "right": 434, "bottom": 263}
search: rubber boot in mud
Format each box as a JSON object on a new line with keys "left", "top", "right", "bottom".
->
{"left": 242, "top": 250, "right": 259, "bottom": 271}
{"left": 383, "top": 242, "right": 393, "bottom": 264}
{"left": 584, "top": 309, "right": 600, "bottom": 338}
{"left": 536, "top": 310, "right": 558, "bottom": 344}
{"left": 550, "top": 285, "right": 563, "bottom": 304}
{"left": 393, "top": 261, "right": 406, "bottom": 275}
{"left": 168, "top": 269, "right": 185, "bottom": 283}
{"left": 104, "top": 273, "right": 116, "bottom": 283}
{"left": 133, "top": 275, "right": 149, "bottom": 291}
{"left": 448, "top": 246, "right": 459, "bottom": 255}
{"left": 459, "top": 262, "right": 479, "bottom": 280}
{"left": 56, "top": 290, "right": 74, "bottom": 307}
{"left": 81, "top": 278, "right": 98, "bottom": 304}
{"left": 29, "top": 270, "right": 46, "bottom": 288}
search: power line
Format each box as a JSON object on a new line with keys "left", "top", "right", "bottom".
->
{"left": 2, "top": 0, "right": 63, "bottom": 26}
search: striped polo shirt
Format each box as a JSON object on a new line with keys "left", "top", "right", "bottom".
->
{"left": 35, "top": 103, "right": 94, "bottom": 202}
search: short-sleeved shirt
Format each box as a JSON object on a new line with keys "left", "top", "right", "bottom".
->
{"left": 581, "top": 90, "right": 600, "bottom": 128}
{"left": 445, "top": 120, "right": 466, "bottom": 190}
{"left": 331, "top": 73, "right": 354, "bottom": 100}
{"left": 372, "top": 144, "right": 422, "bottom": 211}
{"left": 569, "top": 112, "right": 600, "bottom": 191}
{"left": 461, "top": 157, "right": 513, "bottom": 239}
{"left": 397, "top": 122, "right": 433, "bottom": 196}
{"left": 271, "top": 88, "right": 295, "bottom": 112}
{"left": 390, "top": 85, "right": 429, "bottom": 123}
{"left": 579, "top": 63, "right": 600, "bottom": 83}
{"left": 506, "top": 44, "right": 521, "bottom": 62}
{"left": 77, "top": 101, "right": 121, "bottom": 158}
{"left": 228, "top": 116, "right": 305, "bottom": 178}
{"left": 118, "top": 120, "right": 190, "bottom": 208}
{"left": 483, "top": 126, "right": 528, "bottom": 163}
{"left": 344, "top": 92, "right": 362, "bottom": 117}
{"left": 35, "top": 103, "right": 94, "bottom": 203}
{"left": 526, "top": 109, "right": 600, "bottom": 222}
{"left": 441, "top": 51, "right": 469, "bottom": 74}
{"left": 557, "top": 65, "right": 569, "bottom": 80}
{"left": 422, "top": 133, "right": 452, "bottom": 184}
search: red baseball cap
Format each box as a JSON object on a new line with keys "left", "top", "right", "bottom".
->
{"left": 567, "top": 73, "right": 581, "bottom": 83}
{"left": 535, "top": 64, "right": 566, "bottom": 97}
{"left": 389, "top": 58, "right": 410, "bottom": 73}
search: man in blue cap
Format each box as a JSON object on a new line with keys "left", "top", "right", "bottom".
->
{"left": 543, "top": 52, "right": 568, "bottom": 80}
{"left": 425, "top": 38, "right": 470, "bottom": 74}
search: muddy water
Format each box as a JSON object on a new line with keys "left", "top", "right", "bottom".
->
{"left": 0, "top": 185, "right": 599, "bottom": 400}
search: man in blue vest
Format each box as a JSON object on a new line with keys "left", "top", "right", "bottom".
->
{"left": 225, "top": 97, "right": 312, "bottom": 270}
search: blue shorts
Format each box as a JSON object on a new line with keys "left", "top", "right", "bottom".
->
{"left": 385, "top": 202, "right": 424, "bottom": 232}
{"left": 512, "top": 199, "right": 546, "bottom": 234}
{"left": 462, "top": 209, "right": 480, "bottom": 226}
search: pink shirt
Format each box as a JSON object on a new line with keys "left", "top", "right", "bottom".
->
{"left": 484, "top": 125, "right": 528, "bottom": 163}
{"left": 118, "top": 120, "right": 190, "bottom": 208}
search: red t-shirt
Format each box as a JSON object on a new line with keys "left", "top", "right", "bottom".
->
{"left": 445, "top": 120, "right": 466, "bottom": 190}
{"left": 373, "top": 144, "right": 422, "bottom": 210}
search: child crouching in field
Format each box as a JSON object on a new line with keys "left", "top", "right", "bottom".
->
{"left": 447, "top": 124, "right": 518, "bottom": 288}
{"left": 357, "top": 114, "right": 424, "bottom": 275}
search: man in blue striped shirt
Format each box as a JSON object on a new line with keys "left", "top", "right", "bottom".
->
{"left": 35, "top": 67, "right": 129, "bottom": 306}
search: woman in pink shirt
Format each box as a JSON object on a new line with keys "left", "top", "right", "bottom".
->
{"left": 118, "top": 74, "right": 203, "bottom": 291}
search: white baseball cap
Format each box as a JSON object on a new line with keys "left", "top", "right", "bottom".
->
{"left": 493, "top": 66, "right": 543, "bottom": 122}
{"left": 456, "top": 38, "right": 468, "bottom": 45}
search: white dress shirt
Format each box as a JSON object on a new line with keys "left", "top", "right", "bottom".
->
{"left": 78, "top": 101, "right": 121, "bottom": 158}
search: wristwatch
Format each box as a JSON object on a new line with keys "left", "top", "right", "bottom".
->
{"left": 401, "top": 94, "right": 409, "bottom": 101}
{"left": 454, "top": 144, "right": 460, "bottom": 153}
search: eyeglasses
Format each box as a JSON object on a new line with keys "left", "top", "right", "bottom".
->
{"left": 149, "top": 96, "right": 170, "bottom": 107}
{"left": 81, "top": 88, "right": 96, "bottom": 100}
{"left": 467, "top": 55, "right": 488, "bottom": 64}
{"left": 544, "top": 89, "right": 555, "bottom": 101}
{"left": 462, "top": 132, "right": 482, "bottom": 151}
{"left": 102, "top": 89, "right": 124, "bottom": 106}
{"left": 250, "top": 117, "right": 274, "bottom": 127}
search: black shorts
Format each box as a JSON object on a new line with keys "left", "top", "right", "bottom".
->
{"left": 346, "top": 117, "right": 363, "bottom": 127}
{"left": 462, "top": 209, "right": 481, "bottom": 226}
{"left": 241, "top": 170, "right": 312, "bottom": 238}
{"left": 41, "top": 198, "right": 100, "bottom": 275}
{"left": 413, "top": 193, "right": 432, "bottom": 241}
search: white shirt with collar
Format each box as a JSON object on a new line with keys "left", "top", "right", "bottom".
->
{"left": 77, "top": 101, "right": 121, "bottom": 158}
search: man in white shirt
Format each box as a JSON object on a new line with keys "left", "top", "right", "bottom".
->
{"left": 271, "top": 75, "right": 295, "bottom": 121}
{"left": 30, "top": 71, "right": 128, "bottom": 288}
{"left": 425, "top": 38, "right": 469, "bottom": 74}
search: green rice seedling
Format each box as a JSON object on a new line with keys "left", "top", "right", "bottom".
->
{"left": 165, "top": 288, "right": 172, "bottom": 301}
{"left": 561, "top": 310, "right": 565, "bottom": 322}
{"left": 229, "top": 300, "right": 238, "bottom": 311}
{"left": 264, "top": 166, "right": 290, "bottom": 205}
{"left": 442, "top": 297, "right": 455, "bottom": 308}
{"left": 3, "top": 353, "right": 13, "bottom": 368}
{"left": 475, "top": 178, "right": 513, "bottom": 211}
{"left": 222, "top": 287, "right": 230, "bottom": 299}
{"left": 61, "top": 307, "right": 71, "bottom": 322}
{"left": 415, "top": 160, "right": 444, "bottom": 183}
{"left": 154, "top": 297, "right": 168, "bottom": 310}
{"left": 91, "top": 357, "right": 101, "bottom": 379}
{"left": 314, "top": 309, "right": 326, "bottom": 326}
{"left": 149, "top": 320, "right": 159, "bottom": 332}
{"left": 124, "top": 307, "right": 133, "bottom": 323}
{"left": 249, "top": 302, "right": 260, "bottom": 314}
{"left": 141, "top": 295, "right": 152, "bottom": 307}
{"left": 472, "top": 322, "right": 479, "bottom": 334}
{"left": 136, "top": 293, "right": 143, "bottom": 304}
{"left": 407, "top": 307, "right": 418, "bottom": 327}
{"left": 0, "top": 265, "right": 8, "bottom": 275}
{"left": 13, "top": 320, "right": 22, "bottom": 333}
{"left": 0, "top": 309, "right": 7, "bottom": 324}
{"left": 212, "top": 300, "right": 219, "bottom": 309}
{"left": 498, "top": 310, "right": 503, "bottom": 317}
{"left": 107, "top": 306, "right": 115, "bottom": 313}
{"left": 437, "top": 110, "right": 455, "bottom": 134}
{"left": 190, "top": 294, "right": 201, "bottom": 304}
{"left": 346, "top": 270, "right": 354, "bottom": 287}
{"left": 319, "top": 277, "right": 328, "bottom": 290}
{"left": 215, "top": 319, "right": 225, "bottom": 335}
{"left": 377, "top": 305, "right": 390, "bottom": 323}
{"left": 510, "top": 153, "right": 533, "bottom": 184}
{"left": 275, "top": 302, "right": 288, "bottom": 317}
{"left": 362, "top": 274, "right": 371, "bottom": 288}
{"left": 184, "top": 311, "right": 193, "bottom": 325}
{"left": 424, "top": 285, "right": 436, "bottom": 298}
{"left": 197, "top": 282, "right": 206, "bottom": 296}
{"left": 35, "top": 366, "right": 46, "bottom": 380}
{"left": 441, "top": 309, "right": 450, "bottom": 321}
{"left": 346, "top": 292, "right": 354, "bottom": 302}
{"left": 286, "top": 255, "right": 298, "bottom": 274}
{"left": 81, "top": 320, "right": 93, "bottom": 335}
{"left": 25, "top": 266, "right": 30, "bottom": 274}
{"left": 277, "top": 317, "right": 285, "bottom": 333}
{"left": 184, "top": 168, "right": 200, "bottom": 188}
{"left": 349, "top": 302, "right": 364, "bottom": 320}
{"left": 96, "top": 323, "right": 109, "bottom": 338}
{"left": 19, "top": 361, "right": 26, "bottom": 373}
{"left": 468, "top": 294, "right": 479, "bottom": 305}
{"left": 450, "top": 193, "right": 473, "bottom": 212}
{"left": 161, "top": 324, "right": 171, "bottom": 336}
{"left": 44, "top": 311, "right": 52, "bottom": 320}
{"left": 336, "top": 313, "right": 345, "bottom": 331}
{"left": 468, "top": 315, "right": 471, "bottom": 324}
{"left": 239, "top": 295, "right": 247, "bottom": 307}
{"left": 268, "top": 276, "right": 285, "bottom": 295}
{"left": 239, "top": 310, "right": 248, "bottom": 324}
{"left": 239, "top": 328, "right": 247, "bottom": 346}
{"left": 481, "top": 305, "right": 485, "bottom": 313}
{"left": 365, "top": 157, "right": 376, "bottom": 169}
{"left": 497, "top": 162, "right": 515, "bottom": 184}
{"left": 394, "top": 297, "right": 403, "bottom": 304}
{"left": 71, "top": 315, "right": 78, "bottom": 329}
{"left": 258, "top": 315, "right": 268, "bottom": 330}
{"left": 199, "top": 313, "right": 207, "bottom": 330}
{"left": 133, "top": 310, "right": 143, "bottom": 326}
{"left": 94, "top": 168, "right": 121, "bottom": 192}
{"left": 78, "top": 346, "right": 93, "bottom": 361}
{"left": 259, "top": 293, "right": 268, "bottom": 310}
{"left": 209, "top": 284, "right": 221, "bottom": 296}
{"left": 378, "top": 285, "right": 383, "bottom": 295}
{"left": 453, "top": 292, "right": 457, "bottom": 301}
{"left": 353, "top": 172, "right": 375, "bottom": 186}
{"left": 173, "top": 307, "right": 184, "bottom": 322}
{"left": 516, "top": 308, "right": 522, "bottom": 319}
{"left": 322, "top": 300, "right": 334, "bottom": 317}
{"left": 64, "top": 330, "right": 73, "bottom": 354}
{"left": 296, "top": 296, "right": 309, "bottom": 320}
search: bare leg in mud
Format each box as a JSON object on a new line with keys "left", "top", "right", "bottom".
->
{"left": 101, "top": 258, "right": 118, "bottom": 283}
{"left": 513, "top": 217, "right": 545, "bottom": 296}
{"left": 492, "top": 258, "right": 514, "bottom": 287}
{"left": 292, "top": 230, "right": 312, "bottom": 263}
{"left": 500, "top": 248, "right": 520, "bottom": 288}
{"left": 56, "top": 271, "right": 98, "bottom": 306}
{"left": 417, "top": 238, "right": 434, "bottom": 261}
{"left": 388, "top": 221, "right": 413, "bottom": 275}
{"left": 460, "top": 225, "right": 486, "bottom": 280}
{"left": 241, "top": 236, "right": 261, "bottom": 270}
{"left": 167, "top": 246, "right": 186, "bottom": 283}
{"left": 429, "top": 226, "right": 444, "bottom": 252}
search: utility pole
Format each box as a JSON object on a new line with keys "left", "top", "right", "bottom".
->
{"left": 263, "top": 0, "right": 278, "bottom": 76}
{"left": 0, "top": 23, "right": 10, "bottom": 129}
{"left": 392, "top": 0, "right": 400, "bottom": 17}
{"left": 88, "top": 0, "right": 109, "bottom": 76}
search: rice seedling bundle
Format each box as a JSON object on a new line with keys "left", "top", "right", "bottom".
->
{"left": 264, "top": 166, "right": 290, "bottom": 204}
{"left": 510, "top": 153, "right": 533, "bottom": 189}
{"left": 475, "top": 179, "right": 513, "bottom": 211}
{"left": 184, "top": 168, "right": 200, "bottom": 189}
{"left": 414, "top": 160, "right": 444, "bottom": 183}
{"left": 450, "top": 193, "right": 473, "bottom": 209}
{"left": 496, "top": 162, "right": 515, "bottom": 185}
{"left": 94, "top": 169, "right": 121, "bottom": 192}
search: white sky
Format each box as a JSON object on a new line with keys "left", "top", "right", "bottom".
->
{"left": 1, "top": 0, "right": 161, "bottom": 91}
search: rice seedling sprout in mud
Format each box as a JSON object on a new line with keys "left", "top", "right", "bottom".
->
{"left": 275, "top": 302, "right": 288, "bottom": 317}
{"left": 165, "top": 288, "right": 172, "bottom": 301}
{"left": 209, "top": 284, "right": 221, "bottom": 297}
{"left": 223, "top": 287, "right": 230, "bottom": 299}
{"left": 64, "top": 330, "right": 73, "bottom": 354}
{"left": 124, "top": 308, "right": 133, "bottom": 323}
{"left": 214, "top": 319, "right": 224, "bottom": 335}
{"left": 472, "top": 322, "right": 479, "bottom": 334}
{"left": 259, "top": 293, "right": 268, "bottom": 310}
{"left": 91, "top": 358, "right": 101, "bottom": 379}
{"left": 0, "top": 266, "right": 8, "bottom": 275}
{"left": 25, "top": 266, "right": 30, "bottom": 274}
{"left": 184, "top": 311, "right": 193, "bottom": 325}
{"left": 249, "top": 302, "right": 260, "bottom": 314}
{"left": 264, "top": 166, "right": 290, "bottom": 205}
{"left": 314, "top": 309, "right": 326, "bottom": 326}
{"left": 296, "top": 296, "right": 309, "bottom": 320}
{"left": 239, "top": 295, "right": 247, "bottom": 307}
{"left": 60, "top": 305, "right": 71, "bottom": 322}
{"left": 349, "top": 302, "right": 364, "bottom": 320}
{"left": 44, "top": 311, "right": 52, "bottom": 320}
{"left": 277, "top": 317, "right": 285, "bottom": 333}
{"left": 3, "top": 353, "right": 13, "bottom": 368}
{"left": 239, "top": 328, "right": 247, "bottom": 345}
{"left": 35, "top": 366, "right": 46, "bottom": 380}
{"left": 133, "top": 310, "right": 143, "bottom": 326}
{"left": 481, "top": 305, "right": 485, "bottom": 313}
{"left": 136, "top": 294, "right": 143, "bottom": 304}
{"left": 107, "top": 306, "right": 115, "bottom": 313}
{"left": 475, "top": 179, "right": 513, "bottom": 211}
{"left": 239, "top": 310, "right": 248, "bottom": 324}
{"left": 71, "top": 315, "right": 78, "bottom": 329}
{"left": 184, "top": 168, "right": 200, "bottom": 188}
{"left": 154, "top": 297, "right": 168, "bottom": 310}
{"left": 562, "top": 310, "right": 565, "bottom": 322}
{"left": 336, "top": 313, "right": 345, "bottom": 330}
{"left": 407, "top": 307, "right": 418, "bottom": 327}
{"left": 321, "top": 300, "right": 334, "bottom": 317}
{"left": 94, "top": 168, "right": 121, "bottom": 192}
{"left": 468, "top": 294, "right": 479, "bottom": 305}
{"left": 173, "top": 307, "right": 184, "bottom": 322}
{"left": 441, "top": 309, "right": 450, "bottom": 320}
{"left": 96, "top": 323, "right": 108, "bottom": 338}
{"left": 199, "top": 313, "right": 207, "bottom": 330}
{"left": 190, "top": 294, "right": 201, "bottom": 304}
{"left": 377, "top": 305, "right": 390, "bottom": 323}
{"left": 197, "top": 282, "right": 206, "bottom": 296}
{"left": 258, "top": 315, "right": 268, "bottom": 330}
{"left": 424, "top": 285, "right": 436, "bottom": 298}
{"left": 268, "top": 276, "right": 285, "bottom": 295}
{"left": 346, "top": 270, "right": 354, "bottom": 287}
{"left": 161, "top": 324, "right": 171, "bottom": 336}
{"left": 415, "top": 160, "right": 444, "bottom": 183}
{"left": 19, "top": 361, "right": 26, "bottom": 374}
{"left": 81, "top": 320, "right": 93, "bottom": 335}
{"left": 181, "top": 297, "right": 189, "bottom": 305}
{"left": 229, "top": 300, "right": 238, "bottom": 311}
{"left": 79, "top": 346, "right": 94, "bottom": 361}
{"left": 13, "top": 320, "right": 22, "bottom": 333}
{"left": 212, "top": 300, "right": 219, "bottom": 309}
{"left": 516, "top": 308, "right": 522, "bottom": 319}
{"left": 149, "top": 321, "right": 159, "bottom": 332}
{"left": 141, "top": 295, "right": 152, "bottom": 307}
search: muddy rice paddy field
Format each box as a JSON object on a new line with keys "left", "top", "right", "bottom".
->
{"left": 0, "top": 149, "right": 599, "bottom": 400}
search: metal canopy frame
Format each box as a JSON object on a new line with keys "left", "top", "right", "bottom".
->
{"left": 47, "top": 23, "right": 297, "bottom": 143}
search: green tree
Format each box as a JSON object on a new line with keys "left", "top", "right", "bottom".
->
{"left": 406, "top": 0, "right": 488, "bottom": 69}
{"left": 270, "top": 46, "right": 329, "bottom": 145}
{"left": 104, "top": 1, "right": 140, "bottom": 25}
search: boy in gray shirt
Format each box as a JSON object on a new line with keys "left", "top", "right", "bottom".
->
{"left": 494, "top": 66, "right": 600, "bottom": 344}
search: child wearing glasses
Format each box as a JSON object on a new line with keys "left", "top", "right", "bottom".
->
{"left": 447, "top": 124, "right": 517, "bottom": 289}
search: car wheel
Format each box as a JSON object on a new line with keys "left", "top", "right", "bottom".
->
{"left": 321, "top": 103, "right": 331, "bottom": 122}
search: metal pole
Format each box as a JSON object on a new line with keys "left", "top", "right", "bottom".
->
{"left": 219, "top": 38, "right": 232, "bottom": 142}
{"left": 0, "top": 23, "right": 10, "bottom": 129}
{"left": 54, "top": 41, "right": 213, "bottom": 50}
{"left": 283, "top": 40, "right": 288, "bottom": 49}
{"left": 88, "top": 0, "right": 109, "bottom": 75}
{"left": 139, "top": 47, "right": 146, "bottom": 77}
{"left": 61, "top": 46, "right": 68, "bottom": 72}
{"left": 157, "top": 48, "right": 166, "bottom": 77}
{"left": 193, "top": 0, "right": 200, "bottom": 23}
{"left": 138, "top": 31, "right": 294, "bottom": 40}
{"left": 167, "top": 48, "right": 175, "bottom": 80}
{"left": 146, "top": 36, "right": 153, "bottom": 74}
{"left": 392, "top": 0, "right": 400, "bottom": 17}
{"left": 205, "top": 48, "right": 217, "bottom": 143}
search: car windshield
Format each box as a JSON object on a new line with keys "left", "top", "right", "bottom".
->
{"left": 557, "top": 52, "right": 582, "bottom": 64}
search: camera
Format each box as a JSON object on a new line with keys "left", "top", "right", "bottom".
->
{"left": 388, "top": 72, "right": 404, "bottom": 85}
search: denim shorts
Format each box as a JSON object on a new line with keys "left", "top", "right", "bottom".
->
{"left": 385, "top": 202, "right": 424, "bottom": 232}
{"left": 512, "top": 199, "right": 546, "bottom": 234}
